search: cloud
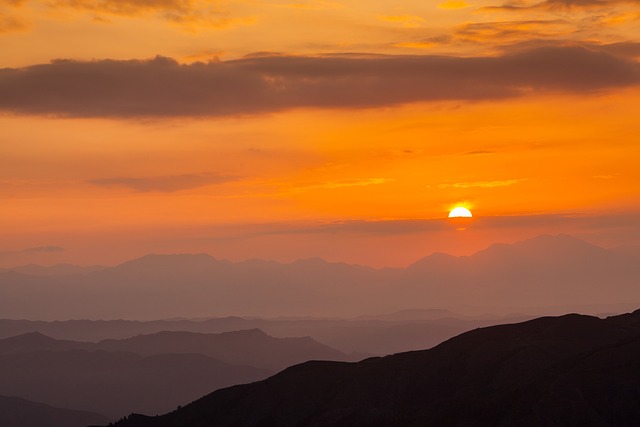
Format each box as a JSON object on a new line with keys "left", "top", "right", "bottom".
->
{"left": 484, "top": 0, "right": 640, "bottom": 11}
{"left": 463, "top": 150, "right": 497, "bottom": 155}
{"left": 88, "top": 173, "right": 237, "bottom": 192}
{"left": 301, "top": 178, "right": 393, "bottom": 191}
{"left": 438, "top": 0, "right": 470, "bottom": 9}
{"left": 0, "top": 46, "right": 638, "bottom": 118}
{"left": 0, "top": 14, "right": 25, "bottom": 32}
{"left": 454, "top": 19, "right": 572, "bottom": 43}
{"left": 379, "top": 15, "right": 426, "bottom": 28}
{"left": 206, "top": 213, "right": 640, "bottom": 240}
{"left": 438, "top": 179, "right": 526, "bottom": 189}
{"left": 598, "top": 41, "right": 640, "bottom": 59}
{"left": 45, "top": 0, "right": 253, "bottom": 29}
{"left": 23, "top": 245, "right": 66, "bottom": 253}
{"left": 0, "top": 0, "right": 28, "bottom": 33}
{"left": 0, "top": 245, "right": 66, "bottom": 257}
{"left": 49, "top": 0, "right": 193, "bottom": 16}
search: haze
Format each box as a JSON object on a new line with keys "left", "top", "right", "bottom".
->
{"left": 1, "top": 1, "right": 639, "bottom": 425}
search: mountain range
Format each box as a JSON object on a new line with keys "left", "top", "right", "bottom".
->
{"left": 111, "top": 309, "right": 640, "bottom": 427}
{"left": 0, "top": 312, "right": 532, "bottom": 355}
{"left": 0, "top": 329, "right": 350, "bottom": 418}
{"left": 0, "top": 234, "right": 638, "bottom": 320}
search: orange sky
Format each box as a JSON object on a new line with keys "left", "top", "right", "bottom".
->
{"left": 1, "top": 0, "right": 639, "bottom": 267}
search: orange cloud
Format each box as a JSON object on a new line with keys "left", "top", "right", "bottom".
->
{"left": 438, "top": 179, "right": 526, "bottom": 189}
{"left": 379, "top": 15, "right": 426, "bottom": 28}
{"left": 0, "top": 13, "right": 26, "bottom": 32}
{"left": 438, "top": 0, "right": 471, "bottom": 10}
{"left": 45, "top": 0, "right": 254, "bottom": 30}
{"left": 454, "top": 19, "right": 572, "bottom": 43}
{"left": 0, "top": 0, "right": 28, "bottom": 33}
{"left": 484, "top": 0, "right": 640, "bottom": 11}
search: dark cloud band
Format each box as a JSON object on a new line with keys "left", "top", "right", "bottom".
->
{"left": 0, "top": 45, "right": 638, "bottom": 118}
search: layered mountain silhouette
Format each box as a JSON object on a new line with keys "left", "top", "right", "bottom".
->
{"left": 0, "top": 329, "right": 348, "bottom": 418}
{"left": 111, "top": 310, "right": 640, "bottom": 427}
{"left": 0, "top": 394, "right": 110, "bottom": 427}
{"left": 95, "top": 329, "right": 349, "bottom": 371}
{"left": 0, "top": 235, "right": 637, "bottom": 320}
{"left": 0, "top": 313, "right": 532, "bottom": 356}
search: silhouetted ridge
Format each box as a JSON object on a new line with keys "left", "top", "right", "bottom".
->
{"left": 0, "top": 331, "right": 90, "bottom": 354}
{"left": 111, "top": 310, "right": 640, "bottom": 427}
{"left": 96, "top": 328, "right": 348, "bottom": 371}
{"left": 471, "top": 233, "right": 610, "bottom": 264}
{"left": 106, "top": 253, "right": 223, "bottom": 276}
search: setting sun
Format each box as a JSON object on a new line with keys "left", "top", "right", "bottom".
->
{"left": 448, "top": 207, "right": 473, "bottom": 218}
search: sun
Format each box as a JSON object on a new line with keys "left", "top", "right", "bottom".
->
{"left": 448, "top": 206, "right": 473, "bottom": 218}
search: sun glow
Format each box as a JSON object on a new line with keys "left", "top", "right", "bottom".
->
{"left": 448, "top": 207, "right": 473, "bottom": 218}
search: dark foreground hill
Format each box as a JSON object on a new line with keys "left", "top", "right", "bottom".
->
{"left": 0, "top": 394, "right": 110, "bottom": 427}
{"left": 112, "top": 310, "right": 640, "bottom": 427}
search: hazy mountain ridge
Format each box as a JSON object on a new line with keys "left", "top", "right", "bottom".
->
{"left": 111, "top": 310, "right": 640, "bottom": 427}
{"left": 0, "top": 234, "right": 637, "bottom": 320}
{"left": 0, "top": 328, "right": 353, "bottom": 419}
{"left": 0, "top": 314, "right": 534, "bottom": 355}
{"left": 0, "top": 328, "right": 350, "bottom": 370}
{"left": 0, "top": 347, "right": 269, "bottom": 419}
{"left": 95, "top": 328, "right": 351, "bottom": 371}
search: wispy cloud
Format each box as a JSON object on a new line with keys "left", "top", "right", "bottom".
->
{"left": 0, "top": 245, "right": 65, "bottom": 256}
{"left": 439, "top": 178, "right": 526, "bottom": 189}
{"left": 438, "top": 0, "right": 470, "bottom": 10}
{"left": 0, "top": 46, "right": 638, "bottom": 118}
{"left": 0, "top": 0, "right": 28, "bottom": 33}
{"left": 379, "top": 15, "right": 426, "bottom": 28}
{"left": 23, "top": 245, "right": 65, "bottom": 253}
{"left": 463, "top": 150, "right": 497, "bottom": 155}
{"left": 483, "top": 0, "right": 640, "bottom": 12}
{"left": 280, "top": 178, "right": 393, "bottom": 195}
{"left": 200, "top": 212, "right": 640, "bottom": 240}
{"left": 44, "top": 0, "right": 255, "bottom": 29}
{"left": 454, "top": 19, "right": 572, "bottom": 43}
{"left": 88, "top": 173, "right": 237, "bottom": 192}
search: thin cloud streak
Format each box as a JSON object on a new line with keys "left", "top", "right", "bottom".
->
{"left": 0, "top": 245, "right": 65, "bottom": 256}
{"left": 438, "top": 179, "right": 526, "bottom": 189}
{"left": 483, "top": 0, "right": 640, "bottom": 11}
{"left": 87, "top": 173, "right": 237, "bottom": 192}
{"left": 197, "top": 213, "right": 640, "bottom": 240}
{"left": 0, "top": 45, "right": 638, "bottom": 118}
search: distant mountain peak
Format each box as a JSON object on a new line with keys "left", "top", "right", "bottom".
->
{"left": 4, "top": 331, "right": 55, "bottom": 343}
{"left": 107, "top": 252, "right": 222, "bottom": 274}
{"left": 472, "top": 233, "right": 607, "bottom": 259}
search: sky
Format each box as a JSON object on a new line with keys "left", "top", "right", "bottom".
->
{"left": 1, "top": 0, "right": 639, "bottom": 267}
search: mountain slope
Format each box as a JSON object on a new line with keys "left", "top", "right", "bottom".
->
{"left": 0, "top": 394, "right": 110, "bottom": 427}
{"left": 112, "top": 310, "right": 640, "bottom": 426}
